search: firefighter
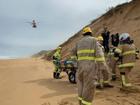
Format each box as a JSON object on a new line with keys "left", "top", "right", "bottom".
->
{"left": 114, "top": 33, "right": 136, "bottom": 88}
{"left": 53, "top": 47, "right": 62, "bottom": 79}
{"left": 71, "top": 27, "right": 111, "bottom": 105}
{"left": 96, "top": 36, "right": 114, "bottom": 88}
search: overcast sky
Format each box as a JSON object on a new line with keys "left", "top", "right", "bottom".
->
{"left": 0, "top": 0, "right": 131, "bottom": 58}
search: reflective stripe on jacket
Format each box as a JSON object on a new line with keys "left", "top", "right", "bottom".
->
{"left": 116, "top": 44, "right": 136, "bottom": 68}
{"left": 76, "top": 47, "right": 105, "bottom": 62}
{"left": 122, "top": 50, "right": 136, "bottom": 56}
{"left": 71, "top": 35, "right": 105, "bottom": 79}
{"left": 118, "top": 62, "right": 135, "bottom": 68}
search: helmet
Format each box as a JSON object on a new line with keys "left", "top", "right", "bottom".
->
{"left": 96, "top": 36, "right": 103, "bottom": 41}
{"left": 82, "top": 27, "right": 92, "bottom": 35}
{"left": 119, "top": 33, "right": 130, "bottom": 42}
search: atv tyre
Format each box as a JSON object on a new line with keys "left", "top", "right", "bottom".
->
{"left": 68, "top": 72, "right": 76, "bottom": 84}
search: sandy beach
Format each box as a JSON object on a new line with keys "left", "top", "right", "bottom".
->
{"left": 0, "top": 58, "right": 140, "bottom": 105}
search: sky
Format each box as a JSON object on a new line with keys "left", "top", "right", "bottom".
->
{"left": 0, "top": 0, "right": 131, "bottom": 58}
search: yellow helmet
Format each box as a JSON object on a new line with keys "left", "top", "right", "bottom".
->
{"left": 96, "top": 36, "right": 103, "bottom": 41}
{"left": 82, "top": 27, "right": 92, "bottom": 35}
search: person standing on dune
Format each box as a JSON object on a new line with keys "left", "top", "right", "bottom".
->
{"left": 101, "top": 27, "right": 110, "bottom": 53}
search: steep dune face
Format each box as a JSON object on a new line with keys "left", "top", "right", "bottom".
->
{"left": 60, "top": 0, "right": 140, "bottom": 59}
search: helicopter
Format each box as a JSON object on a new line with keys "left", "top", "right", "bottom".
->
{"left": 27, "top": 20, "right": 38, "bottom": 28}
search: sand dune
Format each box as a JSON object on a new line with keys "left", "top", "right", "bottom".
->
{"left": 0, "top": 58, "right": 140, "bottom": 105}
{"left": 51, "top": 0, "right": 140, "bottom": 60}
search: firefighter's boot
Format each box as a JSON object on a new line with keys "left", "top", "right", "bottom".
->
{"left": 120, "top": 72, "right": 127, "bottom": 87}
{"left": 96, "top": 84, "right": 104, "bottom": 89}
{"left": 53, "top": 72, "right": 56, "bottom": 79}
{"left": 112, "top": 74, "right": 117, "bottom": 81}
{"left": 96, "top": 80, "right": 104, "bottom": 89}
{"left": 120, "top": 72, "right": 132, "bottom": 87}
{"left": 103, "top": 83, "right": 114, "bottom": 88}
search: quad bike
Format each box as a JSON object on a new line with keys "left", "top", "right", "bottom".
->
{"left": 60, "top": 60, "right": 77, "bottom": 84}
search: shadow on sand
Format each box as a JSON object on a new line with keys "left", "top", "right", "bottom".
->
{"left": 24, "top": 78, "right": 77, "bottom": 99}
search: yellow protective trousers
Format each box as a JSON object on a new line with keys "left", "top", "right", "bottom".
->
{"left": 120, "top": 67, "right": 133, "bottom": 87}
{"left": 77, "top": 61, "right": 97, "bottom": 105}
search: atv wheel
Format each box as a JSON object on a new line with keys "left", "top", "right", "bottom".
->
{"left": 68, "top": 72, "right": 76, "bottom": 84}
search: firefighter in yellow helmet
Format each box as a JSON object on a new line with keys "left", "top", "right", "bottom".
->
{"left": 53, "top": 46, "right": 62, "bottom": 79}
{"left": 96, "top": 35, "right": 104, "bottom": 50}
{"left": 71, "top": 27, "right": 110, "bottom": 105}
{"left": 96, "top": 35, "right": 114, "bottom": 89}
{"left": 114, "top": 33, "right": 136, "bottom": 88}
